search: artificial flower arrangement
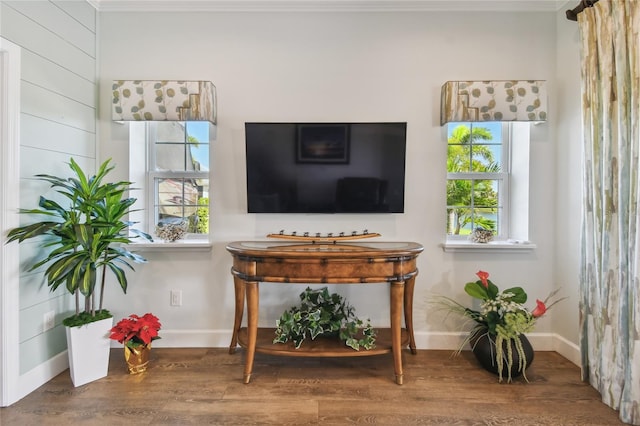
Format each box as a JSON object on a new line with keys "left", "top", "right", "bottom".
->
{"left": 109, "top": 313, "right": 162, "bottom": 348}
{"left": 437, "top": 270, "right": 565, "bottom": 382}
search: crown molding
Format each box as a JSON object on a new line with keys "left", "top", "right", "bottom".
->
{"left": 89, "top": 0, "right": 565, "bottom": 13}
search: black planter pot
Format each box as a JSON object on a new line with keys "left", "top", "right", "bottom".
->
{"left": 470, "top": 330, "right": 534, "bottom": 380}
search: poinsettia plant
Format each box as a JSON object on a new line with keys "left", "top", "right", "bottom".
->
{"left": 109, "top": 313, "right": 161, "bottom": 348}
{"left": 437, "top": 270, "right": 565, "bottom": 382}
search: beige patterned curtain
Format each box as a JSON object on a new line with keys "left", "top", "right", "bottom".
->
{"left": 578, "top": 1, "right": 640, "bottom": 424}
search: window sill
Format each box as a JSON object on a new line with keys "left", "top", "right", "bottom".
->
{"left": 441, "top": 240, "right": 536, "bottom": 253}
{"left": 127, "top": 240, "right": 212, "bottom": 252}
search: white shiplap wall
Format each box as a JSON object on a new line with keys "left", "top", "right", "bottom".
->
{"left": 0, "top": 0, "right": 96, "bottom": 381}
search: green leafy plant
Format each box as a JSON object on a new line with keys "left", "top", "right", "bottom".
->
{"left": 195, "top": 196, "right": 209, "bottom": 234}
{"left": 436, "top": 270, "right": 565, "bottom": 382}
{"left": 6, "top": 158, "right": 152, "bottom": 326}
{"left": 273, "top": 287, "right": 376, "bottom": 351}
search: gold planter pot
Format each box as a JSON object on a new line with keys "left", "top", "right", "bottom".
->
{"left": 124, "top": 343, "right": 151, "bottom": 374}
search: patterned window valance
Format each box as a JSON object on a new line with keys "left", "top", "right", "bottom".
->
{"left": 440, "top": 80, "right": 547, "bottom": 125}
{"left": 112, "top": 80, "right": 217, "bottom": 124}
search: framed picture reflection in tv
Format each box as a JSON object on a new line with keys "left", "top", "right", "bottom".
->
{"left": 296, "top": 123, "right": 350, "bottom": 164}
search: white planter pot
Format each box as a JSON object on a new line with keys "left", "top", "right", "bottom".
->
{"left": 65, "top": 316, "right": 113, "bottom": 387}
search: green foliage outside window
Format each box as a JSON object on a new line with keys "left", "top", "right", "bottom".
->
{"left": 447, "top": 124, "right": 500, "bottom": 235}
{"left": 196, "top": 197, "right": 209, "bottom": 234}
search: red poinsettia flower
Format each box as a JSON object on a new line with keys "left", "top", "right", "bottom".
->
{"left": 531, "top": 299, "right": 547, "bottom": 318}
{"left": 476, "top": 270, "right": 490, "bottom": 288}
{"left": 110, "top": 313, "right": 161, "bottom": 347}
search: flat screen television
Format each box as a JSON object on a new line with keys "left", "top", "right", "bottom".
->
{"left": 245, "top": 122, "right": 407, "bottom": 213}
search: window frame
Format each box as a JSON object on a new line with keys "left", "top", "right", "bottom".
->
{"left": 146, "top": 122, "right": 210, "bottom": 240}
{"left": 442, "top": 121, "right": 535, "bottom": 252}
{"left": 126, "top": 121, "right": 212, "bottom": 248}
{"left": 445, "top": 122, "right": 511, "bottom": 242}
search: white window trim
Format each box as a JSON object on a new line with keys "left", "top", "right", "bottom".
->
{"left": 441, "top": 240, "right": 537, "bottom": 253}
{"left": 442, "top": 122, "right": 534, "bottom": 253}
{"left": 126, "top": 240, "right": 212, "bottom": 252}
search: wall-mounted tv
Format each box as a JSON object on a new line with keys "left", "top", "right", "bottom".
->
{"left": 245, "top": 122, "right": 407, "bottom": 213}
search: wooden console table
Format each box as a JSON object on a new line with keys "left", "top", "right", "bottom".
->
{"left": 226, "top": 240, "right": 424, "bottom": 385}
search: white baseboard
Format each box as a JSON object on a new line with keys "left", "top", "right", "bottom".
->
{"left": 125, "top": 329, "right": 582, "bottom": 367}
{"left": 17, "top": 350, "right": 69, "bottom": 403}
{"left": 413, "top": 330, "right": 580, "bottom": 366}
{"left": 551, "top": 333, "right": 581, "bottom": 366}
{"left": 110, "top": 329, "right": 234, "bottom": 349}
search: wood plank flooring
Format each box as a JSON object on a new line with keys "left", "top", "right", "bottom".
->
{"left": 0, "top": 348, "right": 624, "bottom": 425}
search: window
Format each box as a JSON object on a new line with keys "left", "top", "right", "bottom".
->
{"left": 128, "top": 121, "right": 211, "bottom": 242}
{"left": 148, "top": 122, "right": 209, "bottom": 236}
{"left": 444, "top": 121, "right": 533, "bottom": 250}
{"left": 446, "top": 122, "right": 508, "bottom": 240}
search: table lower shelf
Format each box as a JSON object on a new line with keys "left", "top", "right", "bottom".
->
{"left": 236, "top": 327, "right": 408, "bottom": 357}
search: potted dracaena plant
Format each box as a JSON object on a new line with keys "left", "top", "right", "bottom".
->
{"left": 6, "top": 158, "right": 151, "bottom": 386}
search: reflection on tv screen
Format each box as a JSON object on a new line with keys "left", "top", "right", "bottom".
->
{"left": 245, "top": 122, "right": 406, "bottom": 214}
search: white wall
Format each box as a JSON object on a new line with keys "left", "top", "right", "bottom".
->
{"left": 553, "top": 9, "right": 583, "bottom": 354}
{"left": 0, "top": 0, "right": 97, "bottom": 401}
{"left": 97, "top": 9, "right": 576, "bottom": 355}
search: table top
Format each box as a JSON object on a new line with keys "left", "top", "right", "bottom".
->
{"left": 226, "top": 241, "right": 424, "bottom": 258}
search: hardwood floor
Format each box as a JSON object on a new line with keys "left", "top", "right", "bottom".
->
{"left": 0, "top": 348, "right": 624, "bottom": 425}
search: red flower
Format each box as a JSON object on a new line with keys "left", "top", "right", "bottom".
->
{"left": 476, "top": 270, "right": 490, "bottom": 288}
{"left": 531, "top": 299, "right": 547, "bottom": 318}
{"left": 110, "top": 313, "right": 161, "bottom": 347}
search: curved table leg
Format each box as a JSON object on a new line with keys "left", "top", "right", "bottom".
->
{"left": 404, "top": 275, "right": 417, "bottom": 354}
{"left": 229, "top": 275, "right": 246, "bottom": 354}
{"left": 390, "top": 280, "right": 405, "bottom": 385}
{"left": 243, "top": 280, "right": 259, "bottom": 384}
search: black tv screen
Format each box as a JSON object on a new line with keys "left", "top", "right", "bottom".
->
{"left": 245, "top": 122, "right": 406, "bottom": 213}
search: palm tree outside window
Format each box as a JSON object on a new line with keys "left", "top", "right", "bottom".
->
{"left": 446, "top": 122, "right": 509, "bottom": 240}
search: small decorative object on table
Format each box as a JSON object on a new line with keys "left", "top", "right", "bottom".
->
{"left": 109, "top": 313, "right": 162, "bottom": 374}
{"left": 267, "top": 229, "right": 381, "bottom": 243}
{"left": 435, "top": 271, "right": 565, "bottom": 382}
{"left": 156, "top": 222, "right": 187, "bottom": 242}
{"left": 469, "top": 227, "right": 494, "bottom": 243}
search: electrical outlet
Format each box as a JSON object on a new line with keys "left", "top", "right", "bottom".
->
{"left": 170, "top": 290, "right": 182, "bottom": 306}
{"left": 43, "top": 310, "right": 55, "bottom": 331}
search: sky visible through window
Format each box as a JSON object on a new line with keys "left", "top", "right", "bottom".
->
{"left": 186, "top": 122, "right": 210, "bottom": 170}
